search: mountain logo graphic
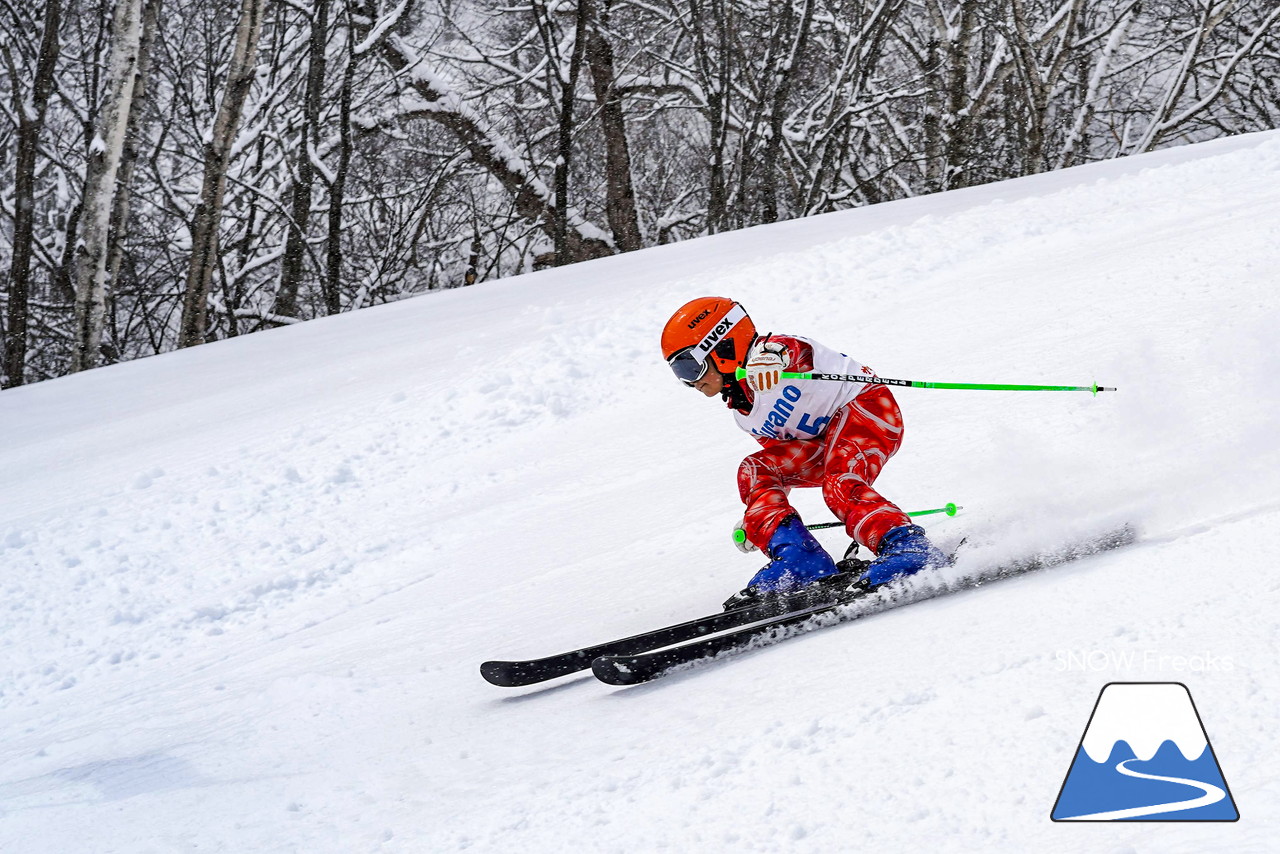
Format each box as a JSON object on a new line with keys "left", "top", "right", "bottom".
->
{"left": 1051, "top": 682, "right": 1239, "bottom": 821}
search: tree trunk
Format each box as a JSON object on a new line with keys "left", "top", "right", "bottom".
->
{"left": 178, "top": 0, "right": 266, "bottom": 349}
{"left": 2, "top": 0, "right": 64, "bottom": 388}
{"left": 689, "top": 0, "right": 730, "bottom": 234}
{"left": 103, "top": 0, "right": 164, "bottom": 359}
{"left": 274, "top": 0, "right": 330, "bottom": 319}
{"left": 942, "top": 0, "right": 979, "bottom": 191}
{"left": 551, "top": 0, "right": 591, "bottom": 265}
{"left": 1057, "top": 3, "right": 1137, "bottom": 170}
{"left": 583, "top": 0, "right": 642, "bottom": 252}
{"left": 324, "top": 9, "right": 356, "bottom": 317}
{"left": 760, "top": 0, "right": 815, "bottom": 224}
{"left": 71, "top": 0, "right": 148, "bottom": 372}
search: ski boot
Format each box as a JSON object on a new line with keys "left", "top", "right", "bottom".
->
{"left": 855, "top": 524, "right": 947, "bottom": 591}
{"left": 722, "top": 515, "right": 838, "bottom": 610}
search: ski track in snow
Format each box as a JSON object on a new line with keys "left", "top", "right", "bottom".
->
{"left": 1, "top": 131, "right": 1279, "bottom": 852}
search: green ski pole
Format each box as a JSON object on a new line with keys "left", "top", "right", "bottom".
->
{"left": 735, "top": 369, "right": 1115, "bottom": 396}
{"left": 805, "top": 502, "right": 961, "bottom": 531}
{"left": 732, "top": 503, "right": 961, "bottom": 547}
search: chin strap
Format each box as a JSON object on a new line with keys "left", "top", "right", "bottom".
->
{"left": 720, "top": 367, "right": 753, "bottom": 413}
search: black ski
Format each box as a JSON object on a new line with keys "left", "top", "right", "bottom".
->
{"left": 480, "top": 569, "right": 864, "bottom": 687}
{"left": 592, "top": 525, "right": 1137, "bottom": 686}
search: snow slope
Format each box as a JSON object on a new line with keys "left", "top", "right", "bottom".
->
{"left": 2, "top": 131, "right": 1279, "bottom": 853}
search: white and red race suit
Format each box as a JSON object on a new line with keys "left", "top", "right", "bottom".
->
{"left": 731, "top": 334, "right": 912, "bottom": 554}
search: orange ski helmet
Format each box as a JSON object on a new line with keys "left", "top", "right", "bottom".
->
{"left": 661, "top": 297, "right": 757, "bottom": 385}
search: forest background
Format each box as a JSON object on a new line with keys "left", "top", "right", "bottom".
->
{"left": 1, "top": 0, "right": 1277, "bottom": 386}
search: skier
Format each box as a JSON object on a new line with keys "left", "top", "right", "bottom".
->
{"left": 661, "top": 296, "right": 947, "bottom": 609}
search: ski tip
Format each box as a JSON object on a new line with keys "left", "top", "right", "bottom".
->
{"left": 591, "top": 655, "right": 655, "bottom": 686}
{"left": 480, "top": 660, "right": 524, "bottom": 687}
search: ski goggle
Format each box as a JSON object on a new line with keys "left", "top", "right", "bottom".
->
{"left": 666, "top": 347, "right": 708, "bottom": 385}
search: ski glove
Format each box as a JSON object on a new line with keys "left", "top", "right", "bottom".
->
{"left": 743, "top": 339, "right": 788, "bottom": 393}
{"left": 733, "top": 519, "right": 758, "bottom": 553}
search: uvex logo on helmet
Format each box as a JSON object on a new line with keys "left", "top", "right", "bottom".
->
{"left": 695, "top": 316, "right": 737, "bottom": 356}
{"left": 686, "top": 309, "right": 712, "bottom": 330}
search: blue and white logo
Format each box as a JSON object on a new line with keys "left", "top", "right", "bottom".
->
{"left": 1051, "top": 682, "right": 1239, "bottom": 821}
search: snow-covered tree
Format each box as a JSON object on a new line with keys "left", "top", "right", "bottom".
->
{"left": 2, "top": 0, "right": 1278, "bottom": 383}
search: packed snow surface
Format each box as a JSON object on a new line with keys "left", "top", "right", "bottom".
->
{"left": 3, "top": 132, "right": 1279, "bottom": 852}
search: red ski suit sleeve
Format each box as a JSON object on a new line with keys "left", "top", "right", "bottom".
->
{"left": 745, "top": 335, "right": 814, "bottom": 450}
